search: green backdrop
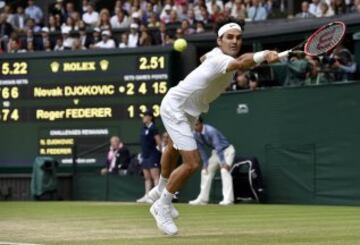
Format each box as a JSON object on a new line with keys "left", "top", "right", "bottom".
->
{"left": 205, "top": 82, "right": 360, "bottom": 204}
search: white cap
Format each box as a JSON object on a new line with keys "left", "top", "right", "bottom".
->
{"left": 94, "top": 27, "right": 101, "bottom": 33}
{"left": 217, "top": 22, "right": 242, "bottom": 37}
{"left": 164, "top": 4, "right": 172, "bottom": 10}
{"left": 130, "top": 23, "right": 138, "bottom": 29}
{"left": 41, "top": 27, "right": 49, "bottom": 33}
{"left": 0, "top": 1, "right": 5, "bottom": 9}
{"left": 132, "top": 12, "right": 140, "bottom": 18}
{"left": 102, "top": 30, "right": 111, "bottom": 36}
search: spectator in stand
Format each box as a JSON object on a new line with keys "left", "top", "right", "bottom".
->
{"left": 230, "top": 0, "right": 247, "bottom": 20}
{"left": 319, "top": 2, "right": 335, "bottom": 17}
{"left": 43, "top": 39, "right": 52, "bottom": 52}
{"left": 148, "top": 12, "right": 160, "bottom": 28}
{"left": 309, "top": 0, "right": 322, "bottom": 17}
{"left": 82, "top": 3, "right": 99, "bottom": 28}
{"left": 72, "top": 37, "right": 85, "bottom": 50}
{"left": 351, "top": 0, "right": 360, "bottom": 12}
{"left": 25, "top": 18, "right": 41, "bottom": 33}
{"left": 97, "top": 8, "right": 111, "bottom": 30}
{"left": 49, "top": 0, "right": 65, "bottom": 22}
{"left": 194, "top": 0, "right": 207, "bottom": 21}
{"left": 175, "top": 2, "right": 189, "bottom": 21}
{"left": 169, "top": 9, "right": 181, "bottom": 24}
{"left": 100, "top": 136, "right": 131, "bottom": 176}
{"left": 79, "top": 27, "right": 89, "bottom": 49}
{"left": 61, "top": 16, "right": 77, "bottom": 33}
{"left": 333, "top": 0, "right": 347, "bottom": 14}
{"left": 7, "top": 38, "right": 22, "bottom": 53}
{"left": 4, "top": 5, "right": 14, "bottom": 25}
{"left": 11, "top": 6, "right": 27, "bottom": 32}
{"left": 151, "top": 21, "right": 167, "bottom": 45}
{"left": 198, "top": 6, "right": 211, "bottom": 24}
{"left": 0, "top": 13, "right": 13, "bottom": 38}
{"left": 25, "top": 0, "right": 43, "bottom": 24}
{"left": 175, "top": 27, "right": 185, "bottom": 39}
{"left": 64, "top": 2, "right": 77, "bottom": 21}
{"left": 20, "top": 29, "right": 35, "bottom": 51}
{"left": 81, "top": 0, "right": 90, "bottom": 15}
{"left": 186, "top": 8, "right": 196, "bottom": 25}
{"left": 62, "top": 28, "right": 73, "bottom": 50}
{"left": 38, "top": 27, "right": 54, "bottom": 51}
{"left": 119, "top": 32, "right": 128, "bottom": 48}
{"left": 88, "top": 27, "right": 101, "bottom": 49}
{"left": 94, "top": 30, "right": 116, "bottom": 49}
{"left": 229, "top": 71, "right": 258, "bottom": 91}
{"left": 195, "top": 21, "right": 206, "bottom": 33}
{"left": 332, "top": 46, "right": 357, "bottom": 81}
{"left": 210, "top": 4, "right": 225, "bottom": 22}
{"left": 206, "top": 0, "right": 224, "bottom": 15}
{"left": 181, "top": 19, "right": 195, "bottom": 35}
{"left": 160, "top": 4, "right": 172, "bottom": 23}
{"left": 139, "top": 24, "right": 152, "bottom": 46}
{"left": 247, "top": 0, "right": 268, "bottom": 21}
{"left": 128, "top": 23, "right": 139, "bottom": 47}
{"left": 53, "top": 37, "right": 64, "bottom": 51}
{"left": 26, "top": 40, "right": 34, "bottom": 52}
{"left": 48, "top": 15, "right": 61, "bottom": 33}
{"left": 295, "top": 1, "right": 316, "bottom": 18}
{"left": 110, "top": 9, "right": 130, "bottom": 29}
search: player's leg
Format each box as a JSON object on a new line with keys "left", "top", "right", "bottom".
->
{"left": 219, "top": 145, "right": 236, "bottom": 205}
{"left": 137, "top": 168, "right": 152, "bottom": 203}
{"left": 189, "top": 150, "right": 218, "bottom": 205}
{"left": 165, "top": 149, "right": 201, "bottom": 193}
{"left": 148, "top": 141, "right": 179, "bottom": 202}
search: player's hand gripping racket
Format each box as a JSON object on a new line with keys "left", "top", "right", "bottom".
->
{"left": 278, "top": 21, "right": 346, "bottom": 58}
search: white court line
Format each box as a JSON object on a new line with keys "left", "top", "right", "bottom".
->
{"left": 0, "top": 242, "right": 42, "bottom": 245}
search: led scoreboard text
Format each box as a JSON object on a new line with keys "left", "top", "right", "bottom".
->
{"left": 0, "top": 50, "right": 176, "bottom": 164}
{"left": 0, "top": 55, "right": 169, "bottom": 122}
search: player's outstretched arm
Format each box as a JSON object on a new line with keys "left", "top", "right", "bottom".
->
{"left": 226, "top": 50, "right": 279, "bottom": 72}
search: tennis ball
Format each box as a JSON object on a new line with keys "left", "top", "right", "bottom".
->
{"left": 173, "top": 38, "right": 187, "bottom": 52}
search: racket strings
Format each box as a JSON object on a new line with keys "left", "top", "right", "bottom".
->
{"left": 305, "top": 23, "right": 345, "bottom": 56}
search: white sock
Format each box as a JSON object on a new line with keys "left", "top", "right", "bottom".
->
{"left": 159, "top": 188, "right": 173, "bottom": 205}
{"left": 158, "top": 175, "right": 168, "bottom": 192}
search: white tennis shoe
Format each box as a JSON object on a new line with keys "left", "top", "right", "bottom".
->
{"left": 148, "top": 186, "right": 179, "bottom": 219}
{"left": 150, "top": 200, "right": 178, "bottom": 236}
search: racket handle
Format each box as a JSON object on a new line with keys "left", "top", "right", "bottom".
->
{"left": 278, "top": 50, "right": 290, "bottom": 59}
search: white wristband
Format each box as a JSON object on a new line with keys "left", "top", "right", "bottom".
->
{"left": 253, "top": 51, "right": 267, "bottom": 64}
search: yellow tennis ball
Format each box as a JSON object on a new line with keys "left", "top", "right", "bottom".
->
{"left": 173, "top": 38, "right": 187, "bottom": 52}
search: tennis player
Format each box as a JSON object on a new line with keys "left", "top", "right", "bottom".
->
{"left": 149, "top": 19, "right": 279, "bottom": 235}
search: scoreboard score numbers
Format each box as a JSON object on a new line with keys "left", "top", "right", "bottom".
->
{"left": 0, "top": 47, "right": 180, "bottom": 166}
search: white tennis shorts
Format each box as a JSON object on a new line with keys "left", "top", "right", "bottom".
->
{"left": 160, "top": 97, "right": 198, "bottom": 151}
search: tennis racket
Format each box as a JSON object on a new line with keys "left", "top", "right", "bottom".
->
{"left": 278, "top": 21, "right": 346, "bottom": 58}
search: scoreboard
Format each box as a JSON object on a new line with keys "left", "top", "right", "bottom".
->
{"left": 0, "top": 47, "right": 180, "bottom": 166}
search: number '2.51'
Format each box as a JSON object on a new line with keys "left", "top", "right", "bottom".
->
{"left": 138, "top": 56, "right": 165, "bottom": 70}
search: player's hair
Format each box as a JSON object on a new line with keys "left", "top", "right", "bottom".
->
{"left": 214, "top": 17, "right": 245, "bottom": 38}
{"left": 197, "top": 116, "right": 204, "bottom": 124}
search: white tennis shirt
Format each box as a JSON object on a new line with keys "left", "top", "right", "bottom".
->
{"left": 164, "top": 47, "right": 235, "bottom": 117}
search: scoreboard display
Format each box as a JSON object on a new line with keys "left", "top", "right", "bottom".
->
{"left": 0, "top": 47, "right": 180, "bottom": 166}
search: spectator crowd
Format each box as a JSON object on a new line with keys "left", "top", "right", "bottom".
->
{"left": 0, "top": 0, "right": 358, "bottom": 53}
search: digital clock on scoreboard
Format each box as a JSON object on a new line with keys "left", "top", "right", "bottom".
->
{"left": 0, "top": 47, "right": 180, "bottom": 166}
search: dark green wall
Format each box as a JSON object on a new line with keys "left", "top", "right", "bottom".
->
{"left": 205, "top": 82, "right": 360, "bottom": 205}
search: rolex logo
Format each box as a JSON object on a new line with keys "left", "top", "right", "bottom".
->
{"left": 50, "top": 61, "right": 60, "bottom": 73}
{"left": 99, "top": 59, "right": 109, "bottom": 71}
